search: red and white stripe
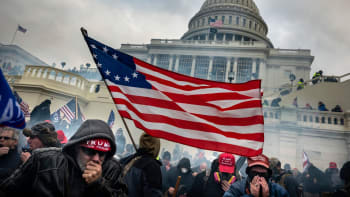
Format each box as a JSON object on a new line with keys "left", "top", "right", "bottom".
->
{"left": 303, "top": 151, "right": 310, "bottom": 171}
{"left": 107, "top": 58, "right": 264, "bottom": 156}
{"left": 60, "top": 105, "right": 75, "bottom": 122}
{"left": 20, "top": 102, "right": 30, "bottom": 117}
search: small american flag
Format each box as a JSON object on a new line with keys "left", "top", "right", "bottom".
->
{"left": 17, "top": 25, "right": 27, "bottom": 33}
{"left": 82, "top": 31, "right": 264, "bottom": 156}
{"left": 209, "top": 18, "right": 223, "bottom": 27}
{"left": 107, "top": 110, "right": 115, "bottom": 128}
{"left": 13, "top": 91, "right": 30, "bottom": 117}
{"left": 60, "top": 99, "right": 85, "bottom": 124}
{"left": 303, "top": 151, "right": 310, "bottom": 172}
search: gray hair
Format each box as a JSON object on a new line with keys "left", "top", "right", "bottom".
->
{"left": 1, "top": 127, "right": 19, "bottom": 140}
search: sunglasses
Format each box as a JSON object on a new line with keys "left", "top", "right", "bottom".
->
{"left": 0, "top": 136, "right": 13, "bottom": 140}
{"left": 80, "top": 146, "right": 107, "bottom": 158}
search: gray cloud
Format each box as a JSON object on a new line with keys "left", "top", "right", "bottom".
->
{"left": 0, "top": 0, "right": 349, "bottom": 77}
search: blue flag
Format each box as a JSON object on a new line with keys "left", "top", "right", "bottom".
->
{"left": 107, "top": 110, "right": 115, "bottom": 128}
{"left": 50, "top": 109, "right": 61, "bottom": 125}
{"left": 0, "top": 68, "right": 26, "bottom": 129}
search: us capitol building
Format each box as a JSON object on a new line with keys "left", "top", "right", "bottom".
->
{"left": 2, "top": 0, "right": 350, "bottom": 170}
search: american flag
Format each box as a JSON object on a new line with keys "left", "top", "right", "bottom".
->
{"left": 209, "top": 18, "right": 223, "bottom": 27}
{"left": 82, "top": 32, "right": 264, "bottom": 156}
{"left": 107, "top": 110, "right": 115, "bottom": 128}
{"left": 60, "top": 99, "right": 85, "bottom": 124}
{"left": 13, "top": 91, "right": 30, "bottom": 117}
{"left": 17, "top": 25, "right": 27, "bottom": 33}
{"left": 303, "top": 151, "right": 310, "bottom": 172}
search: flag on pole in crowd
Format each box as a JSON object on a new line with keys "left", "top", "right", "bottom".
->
{"left": 0, "top": 68, "right": 26, "bottom": 129}
{"left": 13, "top": 91, "right": 30, "bottom": 117}
{"left": 107, "top": 110, "right": 115, "bottom": 128}
{"left": 82, "top": 30, "right": 264, "bottom": 157}
{"left": 60, "top": 99, "right": 85, "bottom": 124}
{"left": 17, "top": 25, "right": 27, "bottom": 33}
{"left": 303, "top": 151, "right": 310, "bottom": 172}
{"left": 50, "top": 109, "right": 62, "bottom": 125}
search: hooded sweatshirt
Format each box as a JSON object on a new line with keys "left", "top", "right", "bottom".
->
{"left": 165, "top": 158, "right": 194, "bottom": 195}
{"left": 0, "top": 119, "right": 124, "bottom": 197}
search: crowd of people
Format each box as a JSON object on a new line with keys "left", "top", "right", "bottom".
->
{"left": 0, "top": 119, "right": 349, "bottom": 196}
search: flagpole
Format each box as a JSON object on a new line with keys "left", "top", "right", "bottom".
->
{"left": 75, "top": 96, "right": 78, "bottom": 120}
{"left": 80, "top": 27, "right": 138, "bottom": 151}
{"left": 10, "top": 28, "right": 18, "bottom": 45}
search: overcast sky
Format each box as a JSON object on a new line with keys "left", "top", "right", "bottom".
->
{"left": 1, "top": 0, "right": 349, "bottom": 77}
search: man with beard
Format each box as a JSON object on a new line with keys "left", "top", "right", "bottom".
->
{"left": 165, "top": 157, "right": 195, "bottom": 196}
{"left": 223, "top": 154, "right": 288, "bottom": 197}
{"left": 0, "top": 119, "right": 126, "bottom": 196}
{"left": 188, "top": 153, "right": 237, "bottom": 197}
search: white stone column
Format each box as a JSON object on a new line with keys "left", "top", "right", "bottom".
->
{"left": 174, "top": 55, "right": 180, "bottom": 72}
{"left": 147, "top": 55, "right": 151, "bottom": 63}
{"left": 233, "top": 58, "right": 238, "bottom": 82}
{"left": 252, "top": 58, "right": 256, "bottom": 79}
{"left": 153, "top": 55, "right": 158, "bottom": 66}
{"left": 225, "top": 57, "right": 231, "bottom": 82}
{"left": 168, "top": 55, "right": 174, "bottom": 71}
{"left": 214, "top": 34, "right": 217, "bottom": 41}
{"left": 190, "top": 56, "right": 196, "bottom": 77}
{"left": 207, "top": 57, "right": 214, "bottom": 80}
{"left": 259, "top": 59, "right": 267, "bottom": 86}
{"left": 223, "top": 34, "right": 226, "bottom": 41}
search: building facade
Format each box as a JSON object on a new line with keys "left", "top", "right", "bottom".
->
{"left": 120, "top": 0, "right": 314, "bottom": 95}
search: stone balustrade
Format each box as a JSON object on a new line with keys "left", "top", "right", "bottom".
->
{"left": 263, "top": 106, "right": 349, "bottom": 131}
{"left": 20, "top": 65, "right": 106, "bottom": 99}
{"left": 149, "top": 39, "right": 267, "bottom": 48}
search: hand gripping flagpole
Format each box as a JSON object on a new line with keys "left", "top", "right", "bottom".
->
{"left": 80, "top": 27, "right": 138, "bottom": 151}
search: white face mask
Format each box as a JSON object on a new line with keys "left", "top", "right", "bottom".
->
{"left": 181, "top": 168, "right": 188, "bottom": 174}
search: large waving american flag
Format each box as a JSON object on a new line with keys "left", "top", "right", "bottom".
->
{"left": 82, "top": 30, "right": 264, "bottom": 156}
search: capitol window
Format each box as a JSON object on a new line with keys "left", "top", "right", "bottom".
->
{"left": 222, "top": 16, "right": 225, "bottom": 24}
{"left": 194, "top": 56, "right": 209, "bottom": 79}
{"left": 243, "top": 18, "right": 246, "bottom": 27}
{"left": 237, "top": 58, "right": 253, "bottom": 83}
{"left": 229, "top": 16, "right": 232, "bottom": 24}
{"left": 178, "top": 55, "right": 193, "bottom": 76}
{"left": 212, "top": 57, "right": 227, "bottom": 82}
{"left": 156, "top": 54, "right": 170, "bottom": 70}
{"left": 236, "top": 16, "right": 240, "bottom": 25}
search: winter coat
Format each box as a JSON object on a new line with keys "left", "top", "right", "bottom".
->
{"left": 223, "top": 178, "right": 289, "bottom": 197}
{"left": 120, "top": 149, "right": 163, "bottom": 197}
{"left": 165, "top": 158, "right": 194, "bottom": 195}
{"left": 0, "top": 149, "right": 21, "bottom": 183}
{"left": 0, "top": 119, "right": 124, "bottom": 197}
{"left": 187, "top": 170, "right": 226, "bottom": 197}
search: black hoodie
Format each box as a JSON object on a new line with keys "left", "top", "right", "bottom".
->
{"left": 165, "top": 158, "right": 194, "bottom": 195}
{"left": 0, "top": 119, "right": 124, "bottom": 197}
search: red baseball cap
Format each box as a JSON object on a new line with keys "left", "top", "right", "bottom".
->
{"left": 329, "top": 162, "right": 337, "bottom": 169}
{"left": 81, "top": 138, "right": 111, "bottom": 152}
{"left": 247, "top": 154, "right": 270, "bottom": 169}
{"left": 218, "top": 153, "right": 235, "bottom": 173}
{"left": 56, "top": 130, "right": 67, "bottom": 144}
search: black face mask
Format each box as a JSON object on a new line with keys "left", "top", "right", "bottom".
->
{"left": 247, "top": 170, "right": 269, "bottom": 183}
{"left": 221, "top": 172, "right": 234, "bottom": 181}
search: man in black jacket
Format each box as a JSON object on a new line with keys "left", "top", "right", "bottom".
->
{"left": 0, "top": 119, "right": 125, "bottom": 197}
{"left": 188, "top": 153, "right": 237, "bottom": 197}
{"left": 120, "top": 133, "right": 162, "bottom": 197}
{"left": 0, "top": 127, "right": 21, "bottom": 183}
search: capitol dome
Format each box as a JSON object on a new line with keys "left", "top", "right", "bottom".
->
{"left": 181, "top": 0, "right": 273, "bottom": 48}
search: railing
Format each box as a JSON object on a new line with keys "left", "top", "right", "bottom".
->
{"left": 263, "top": 107, "right": 349, "bottom": 131}
{"left": 19, "top": 65, "right": 108, "bottom": 99}
{"left": 265, "top": 73, "right": 350, "bottom": 98}
{"left": 269, "top": 49, "right": 311, "bottom": 56}
{"left": 150, "top": 39, "right": 268, "bottom": 48}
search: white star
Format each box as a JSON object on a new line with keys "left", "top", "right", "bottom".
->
{"left": 114, "top": 75, "right": 120, "bottom": 81}
{"left": 124, "top": 76, "right": 130, "bottom": 82}
{"left": 90, "top": 44, "right": 96, "bottom": 49}
{"left": 132, "top": 72, "right": 138, "bottom": 78}
{"left": 97, "top": 62, "right": 102, "bottom": 68}
{"left": 112, "top": 54, "right": 118, "bottom": 59}
{"left": 93, "top": 54, "right": 97, "bottom": 58}
{"left": 105, "top": 70, "right": 111, "bottom": 76}
{"left": 103, "top": 46, "right": 108, "bottom": 53}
